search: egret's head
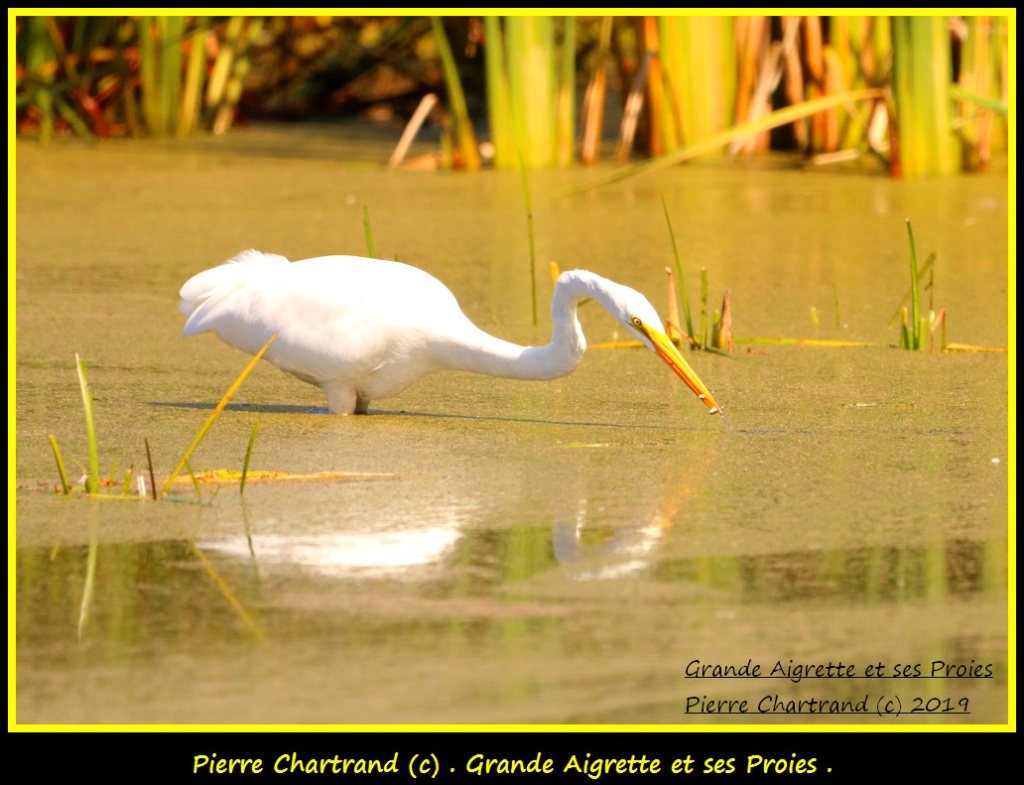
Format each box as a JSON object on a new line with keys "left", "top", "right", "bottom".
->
{"left": 623, "top": 303, "right": 667, "bottom": 352}
{"left": 598, "top": 285, "right": 721, "bottom": 417}
{"left": 561, "top": 270, "right": 722, "bottom": 416}
{"left": 592, "top": 280, "right": 665, "bottom": 345}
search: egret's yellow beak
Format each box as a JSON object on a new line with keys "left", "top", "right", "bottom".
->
{"left": 631, "top": 317, "right": 722, "bottom": 415}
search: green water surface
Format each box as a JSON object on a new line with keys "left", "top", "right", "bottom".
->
{"left": 14, "top": 126, "right": 1009, "bottom": 724}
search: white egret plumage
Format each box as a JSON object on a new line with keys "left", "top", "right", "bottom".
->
{"left": 179, "top": 250, "right": 722, "bottom": 416}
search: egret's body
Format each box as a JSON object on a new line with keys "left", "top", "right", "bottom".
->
{"left": 179, "top": 250, "right": 721, "bottom": 416}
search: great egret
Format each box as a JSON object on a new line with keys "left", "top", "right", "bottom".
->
{"left": 179, "top": 250, "right": 722, "bottom": 416}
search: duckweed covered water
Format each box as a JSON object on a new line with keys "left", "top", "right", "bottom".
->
{"left": 14, "top": 126, "right": 1008, "bottom": 724}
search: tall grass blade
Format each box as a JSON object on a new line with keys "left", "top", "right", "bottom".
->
{"left": 430, "top": 17, "right": 480, "bottom": 170}
{"left": 906, "top": 219, "right": 922, "bottom": 349}
{"left": 363, "top": 205, "right": 377, "bottom": 258}
{"left": 48, "top": 435, "right": 71, "bottom": 495}
{"left": 74, "top": 354, "right": 100, "bottom": 494}
{"left": 661, "top": 195, "right": 694, "bottom": 340}
{"left": 144, "top": 437, "right": 158, "bottom": 500}
{"left": 888, "top": 251, "right": 936, "bottom": 326}
{"left": 518, "top": 153, "right": 538, "bottom": 325}
{"left": 556, "top": 17, "right": 577, "bottom": 166}
{"left": 161, "top": 334, "right": 278, "bottom": 496}
{"left": 240, "top": 418, "right": 260, "bottom": 496}
{"left": 177, "top": 17, "right": 210, "bottom": 137}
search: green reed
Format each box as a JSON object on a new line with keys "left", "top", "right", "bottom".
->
{"left": 53, "top": 334, "right": 277, "bottom": 500}
{"left": 17, "top": 16, "right": 262, "bottom": 139}
{"left": 75, "top": 354, "right": 100, "bottom": 494}
{"left": 484, "top": 16, "right": 576, "bottom": 169}
{"left": 161, "top": 333, "right": 277, "bottom": 495}
{"left": 657, "top": 16, "right": 736, "bottom": 151}
{"left": 891, "top": 17, "right": 959, "bottom": 177}
{"left": 519, "top": 153, "right": 538, "bottom": 326}
{"left": 48, "top": 435, "right": 71, "bottom": 495}
{"left": 430, "top": 17, "right": 480, "bottom": 170}
{"left": 240, "top": 418, "right": 260, "bottom": 496}
{"left": 661, "top": 196, "right": 694, "bottom": 342}
{"left": 898, "top": 219, "right": 939, "bottom": 351}
{"left": 363, "top": 205, "right": 377, "bottom": 258}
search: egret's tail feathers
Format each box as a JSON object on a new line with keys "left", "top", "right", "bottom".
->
{"left": 179, "top": 250, "right": 289, "bottom": 336}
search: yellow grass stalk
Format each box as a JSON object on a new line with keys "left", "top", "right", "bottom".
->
{"left": 161, "top": 334, "right": 277, "bottom": 496}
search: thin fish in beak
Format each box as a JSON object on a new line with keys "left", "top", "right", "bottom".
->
{"left": 631, "top": 317, "right": 722, "bottom": 415}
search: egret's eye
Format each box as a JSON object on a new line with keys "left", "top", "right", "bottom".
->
{"left": 631, "top": 316, "right": 643, "bottom": 328}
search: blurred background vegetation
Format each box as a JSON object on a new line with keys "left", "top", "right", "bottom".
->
{"left": 14, "top": 14, "right": 1010, "bottom": 177}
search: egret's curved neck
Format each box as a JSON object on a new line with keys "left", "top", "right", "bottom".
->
{"left": 434, "top": 270, "right": 618, "bottom": 381}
